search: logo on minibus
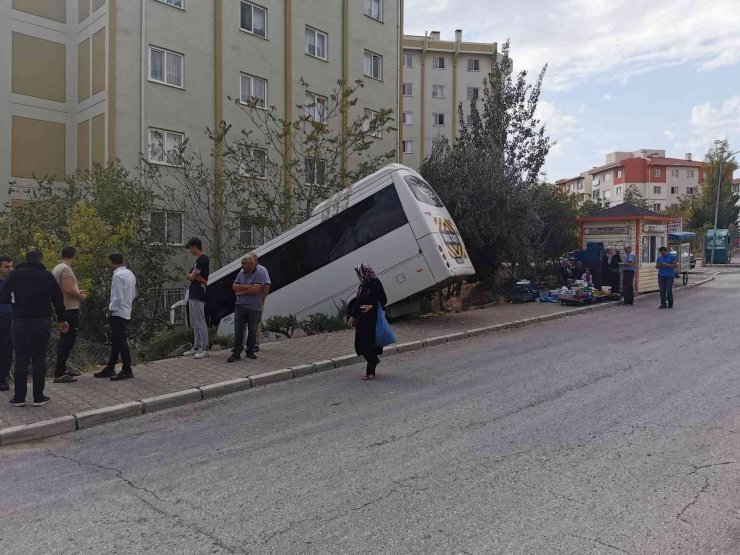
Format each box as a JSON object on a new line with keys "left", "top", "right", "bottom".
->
{"left": 434, "top": 217, "right": 467, "bottom": 263}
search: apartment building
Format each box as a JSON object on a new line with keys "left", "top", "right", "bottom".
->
{"left": 399, "top": 30, "right": 498, "bottom": 169}
{"left": 578, "top": 150, "right": 704, "bottom": 212}
{"left": 555, "top": 172, "right": 593, "bottom": 203}
{"left": 1, "top": 0, "right": 402, "bottom": 222}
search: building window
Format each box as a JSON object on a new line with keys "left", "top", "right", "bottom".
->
{"left": 402, "top": 140, "right": 414, "bottom": 154}
{"left": 653, "top": 168, "right": 661, "bottom": 177}
{"left": 593, "top": 190, "right": 600, "bottom": 200}
{"left": 687, "top": 169, "right": 695, "bottom": 178}
{"left": 363, "top": 108, "right": 382, "bottom": 138}
{"left": 653, "top": 186, "right": 661, "bottom": 194}
{"left": 403, "top": 54, "right": 413, "bottom": 68}
{"left": 238, "top": 148, "right": 268, "bottom": 178}
{"left": 432, "top": 56, "right": 445, "bottom": 69}
{"left": 616, "top": 187, "right": 622, "bottom": 195}
{"left": 304, "top": 157, "right": 326, "bottom": 185}
{"left": 402, "top": 82, "right": 413, "bottom": 96}
{"left": 432, "top": 113, "right": 445, "bottom": 126}
{"left": 150, "top": 210, "right": 184, "bottom": 245}
{"left": 467, "top": 58, "right": 480, "bottom": 71}
{"left": 641, "top": 235, "right": 665, "bottom": 263}
{"left": 364, "top": 0, "right": 382, "bottom": 21}
{"left": 670, "top": 186, "right": 678, "bottom": 195}
{"left": 363, "top": 50, "right": 383, "bottom": 80}
{"left": 432, "top": 84, "right": 445, "bottom": 98}
{"left": 617, "top": 170, "right": 623, "bottom": 178}
{"left": 651, "top": 203, "right": 661, "bottom": 212}
{"left": 240, "top": 2, "right": 267, "bottom": 38}
{"left": 671, "top": 168, "right": 680, "bottom": 177}
{"left": 158, "top": 0, "right": 183, "bottom": 8}
{"left": 467, "top": 87, "right": 479, "bottom": 100}
{"left": 240, "top": 74, "right": 267, "bottom": 108}
{"left": 402, "top": 111, "right": 413, "bottom": 125}
{"left": 465, "top": 114, "right": 473, "bottom": 126}
{"left": 239, "top": 218, "right": 266, "bottom": 248}
{"left": 604, "top": 190, "right": 611, "bottom": 199}
{"left": 149, "top": 47, "right": 183, "bottom": 88}
{"left": 304, "top": 92, "right": 327, "bottom": 123}
{"left": 305, "top": 26, "right": 328, "bottom": 60}
{"left": 605, "top": 173, "right": 611, "bottom": 181}
{"left": 148, "top": 128, "right": 184, "bottom": 166}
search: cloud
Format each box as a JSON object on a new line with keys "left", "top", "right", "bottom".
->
{"left": 689, "top": 96, "right": 740, "bottom": 132}
{"left": 535, "top": 100, "right": 578, "bottom": 136}
{"left": 603, "top": 94, "right": 613, "bottom": 101}
{"left": 663, "top": 97, "right": 740, "bottom": 161}
{"left": 404, "top": 0, "right": 740, "bottom": 90}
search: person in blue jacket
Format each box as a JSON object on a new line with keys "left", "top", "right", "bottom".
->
{"left": 656, "top": 246, "right": 678, "bottom": 309}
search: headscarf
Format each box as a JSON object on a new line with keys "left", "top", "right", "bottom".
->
{"left": 355, "top": 263, "right": 377, "bottom": 283}
{"left": 606, "top": 246, "right": 615, "bottom": 264}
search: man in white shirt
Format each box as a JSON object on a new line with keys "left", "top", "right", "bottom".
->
{"left": 95, "top": 253, "right": 137, "bottom": 381}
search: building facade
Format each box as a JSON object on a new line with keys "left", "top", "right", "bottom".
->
{"left": 566, "top": 150, "right": 704, "bottom": 212}
{"left": 555, "top": 171, "right": 593, "bottom": 203}
{"left": 1, "top": 0, "right": 403, "bottom": 215}
{"left": 399, "top": 30, "right": 498, "bottom": 169}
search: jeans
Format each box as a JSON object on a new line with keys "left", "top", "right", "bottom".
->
{"left": 232, "top": 305, "right": 261, "bottom": 356}
{"left": 189, "top": 299, "right": 208, "bottom": 350}
{"left": 658, "top": 276, "right": 674, "bottom": 307}
{"left": 12, "top": 318, "right": 51, "bottom": 401}
{"left": 0, "top": 318, "right": 13, "bottom": 384}
{"left": 107, "top": 316, "right": 132, "bottom": 372}
{"left": 622, "top": 271, "right": 635, "bottom": 305}
{"left": 55, "top": 309, "right": 79, "bottom": 378}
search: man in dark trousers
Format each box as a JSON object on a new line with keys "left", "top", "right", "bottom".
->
{"left": 0, "top": 249, "right": 68, "bottom": 407}
{"left": 52, "top": 246, "right": 87, "bottom": 383}
{"left": 622, "top": 245, "right": 637, "bottom": 305}
{"left": 0, "top": 255, "right": 14, "bottom": 392}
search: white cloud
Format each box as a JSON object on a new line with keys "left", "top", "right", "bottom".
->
{"left": 535, "top": 100, "right": 578, "bottom": 137}
{"left": 689, "top": 96, "right": 740, "bottom": 132}
{"left": 404, "top": 0, "right": 740, "bottom": 90}
{"left": 663, "top": 97, "right": 740, "bottom": 162}
{"left": 603, "top": 94, "right": 613, "bottom": 101}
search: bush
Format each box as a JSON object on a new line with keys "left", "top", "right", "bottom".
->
{"left": 263, "top": 314, "right": 299, "bottom": 339}
{"left": 135, "top": 327, "right": 192, "bottom": 362}
{"left": 300, "top": 303, "right": 348, "bottom": 336}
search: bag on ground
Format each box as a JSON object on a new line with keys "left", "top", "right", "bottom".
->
{"left": 375, "top": 304, "right": 396, "bottom": 347}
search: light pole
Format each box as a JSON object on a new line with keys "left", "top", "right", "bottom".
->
{"left": 710, "top": 146, "right": 740, "bottom": 265}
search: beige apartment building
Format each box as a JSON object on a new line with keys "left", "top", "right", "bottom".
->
{"left": 399, "top": 30, "right": 498, "bottom": 169}
{"left": 1, "top": 0, "right": 403, "bottom": 227}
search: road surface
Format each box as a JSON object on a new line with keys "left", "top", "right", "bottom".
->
{"left": 1, "top": 274, "right": 739, "bottom": 554}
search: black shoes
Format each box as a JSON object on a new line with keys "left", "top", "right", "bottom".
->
{"left": 0, "top": 380, "right": 9, "bottom": 392}
{"left": 659, "top": 305, "right": 667, "bottom": 309}
{"left": 94, "top": 367, "right": 116, "bottom": 378}
{"left": 252, "top": 345, "right": 260, "bottom": 353}
{"left": 33, "top": 396, "right": 51, "bottom": 407}
{"left": 9, "top": 398, "right": 26, "bottom": 407}
{"left": 227, "top": 355, "right": 241, "bottom": 363}
{"left": 246, "top": 351, "right": 257, "bottom": 360}
{"left": 111, "top": 370, "right": 133, "bottom": 381}
{"left": 67, "top": 369, "right": 82, "bottom": 377}
{"left": 54, "top": 375, "right": 77, "bottom": 384}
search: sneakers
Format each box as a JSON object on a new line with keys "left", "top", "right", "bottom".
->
{"left": 9, "top": 398, "right": 26, "bottom": 407}
{"left": 193, "top": 350, "right": 209, "bottom": 359}
{"left": 246, "top": 351, "right": 257, "bottom": 360}
{"left": 111, "top": 370, "right": 134, "bottom": 381}
{"left": 94, "top": 367, "right": 116, "bottom": 378}
{"left": 67, "top": 369, "right": 82, "bottom": 377}
{"left": 33, "top": 396, "right": 51, "bottom": 407}
{"left": 227, "top": 355, "right": 240, "bottom": 363}
{"left": 252, "top": 345, "right": 260, "bottom": 353}
{"left": 0, "top": 380, "right": 9, "bottom": 392}
{"left": 53, "top": 375, "right": 77, "bottom": 384}
{"left": 182, "top": 348, "right": 199, "bottom": 357}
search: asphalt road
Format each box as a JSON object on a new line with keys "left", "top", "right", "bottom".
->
{"left": 2, "top": 274, "right": 739, "bottom": 554}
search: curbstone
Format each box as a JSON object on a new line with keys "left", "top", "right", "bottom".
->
{"left": 539, "top": 313, "right": 557, "bottom": 322}
{"left": 382, "top": 345, "right": 398, "bottom": 356}
{"left": 332, "top": 354, "right": 363, "bottom": 368}
{"left": 290, "top": 363, "right": 316, "bottom": 378}
{"left": 75, "top": 402, "right": 143, "bottom": 429}
{"left": 141, "top": 389, "right": 203, "bottom": 413}
{"left": 508, "top": 320, "right": 525, "bottom": 328}
{"left": 466, "top": 327, "right": 488, "bottom": 337}
{"left": 250, "top": 368, "right": 294, "bottom": 386}
{"left": 423, "top": 335, "right": 448, "bottom": 347}
{"left": 199, "top": 378, "right": 252, "bottom": 399}
{"left": 520, "top": 317, "right": 541, "bottom": 327}
{"left": 445, "top": 331, "right": 469, "bottom": 343}
{"left": 313, "top": 359, "right": 336, "bottom": 373}
{"left": 0, "top": 416, "right": 77, "bottom": 446}
{"left": 485, "top": 323, "right": 509, "bottom": 333}
{"left": 396, "top": 340, "right": 424, "bottom": 354}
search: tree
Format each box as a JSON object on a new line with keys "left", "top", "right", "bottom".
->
{"left": 420, "top": 41, "right": 552, "bottom": 281}
{"left": 532, "top": 184, "right": 580, "bottom": 271}
{"left": 0, "top": 162, "right": 175, "bottom": 344}
{"left": 577, "top": 197, "right": 610, "bottom": 217}
{"left": 687, "top": 141, "right": 739, "bottom": 230}
{"left": 623, "top": 185, "right": 650, "bottom": 209}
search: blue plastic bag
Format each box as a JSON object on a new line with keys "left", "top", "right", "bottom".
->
{"left": 375, "top": 304, "right": 396, "bottom": 347}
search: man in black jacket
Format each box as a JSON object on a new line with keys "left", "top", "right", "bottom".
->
{"left": 0, "top": 249, "right": 68, "bottom": 407}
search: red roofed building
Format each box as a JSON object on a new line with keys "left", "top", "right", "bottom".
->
{"left": 585, "top": 149, "right": 703, "bottom": 212}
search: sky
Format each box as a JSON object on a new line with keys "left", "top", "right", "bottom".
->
{"left": 405, "top": 0, "right": 740, "bottom": 181}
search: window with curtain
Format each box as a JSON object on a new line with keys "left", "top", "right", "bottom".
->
{"left": 240, "top": 2, "right": 267, "bottom": 38}
{"left": 149, "top": 46, "right": 183, "bottom": 87}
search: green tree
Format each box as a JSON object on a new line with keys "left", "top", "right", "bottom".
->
{"left": 577, "top": 197, "right": 610, "bottom": 217}
{"left": 420, "top": 41, "right": 552, "bottom": 281}
{"left": 623, "top": 185, "right": 650, "bottom": 209}
{"left": 687, "top": 141, "right": 739, "bottom": 230}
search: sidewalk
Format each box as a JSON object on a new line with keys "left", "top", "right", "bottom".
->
{"left": 0, "top": 274, "right": 715, "bottom": 444}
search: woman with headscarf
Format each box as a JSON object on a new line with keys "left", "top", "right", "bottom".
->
{"left": 347, "top": 263, "right": 388, "bottom": 380}
{"left": 602, "top": 246, "right": 622, "bottom": 294}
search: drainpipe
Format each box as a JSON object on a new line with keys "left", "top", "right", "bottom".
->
{"left": 140, "top": 0, "right": 146, "bottom": 174}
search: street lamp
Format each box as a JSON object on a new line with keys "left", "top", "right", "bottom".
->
{"left": 710, "top": 145, "right": 740, "bottom": 265}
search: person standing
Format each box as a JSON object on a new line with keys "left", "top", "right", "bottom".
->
{"left": 656, "top": 246, "right": 678, "bottom": 309}
{"left": 0, "top": 249, "right": 68, "bottom": 407}
{"left": 252, "top": 253, "right": 271, "bottom": 354}
{"left": 228, "top": 253, "right": 268, "bottom": 362}
{"left": 622, "top": 245, "right": 637, "bottom": 306}
{"left": 347, "top": 264, "right": 387, "bottom": 381}
{"left": 0, "top": 256, "right": 14, "bottom": 392}
{"left": 94, "top": 253, "right": 136, "bottom": 380}
{"left": 183, "top": 237, "right": 210, "bottom": 359}
{"left": 52, "top": 246, "right": 87, "bottom": 383}
{"left": 603, "top": 246, "right": 622, "bottom": 295}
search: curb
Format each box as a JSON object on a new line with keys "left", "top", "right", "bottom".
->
{"left": 0, "top": 275, "right": 716, "bottom": 447}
